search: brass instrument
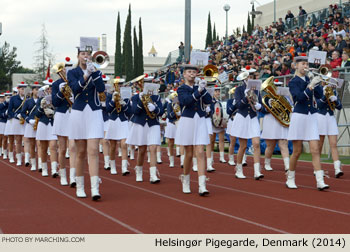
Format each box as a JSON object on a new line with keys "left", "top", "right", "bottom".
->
{"left": 33, "top": 116, "right": 40, "bottom": 131}
{"left": 319, "top": 64, "right": 337, "bottom": 111}
{"left": 228, "top": 87, "right": 237, "bottom": 96}
{"left": 198, "top": 64, "right": 221, "bottom": 83}
{"left": 169, "top": 92, "right": 180, "bottom": 121}
{"left": 92, "top": 51, "right": 110, "bottom": 69}
{"left": 141, "top": 91, "right": 156, "bottom": 119}
{"left": 53, "top": 62, "right": 73, "bottom": 106}
{"left": 113, "top": 79, "right": 122, "bottom": 113}
{"left": 19, "top": 117, "right": 25, "bottom": 125}
{"left": 247, "top": 89, "right": 258, "bottom": 112}
{"left": 261, "top": 76, "right": 292, "bottom": 127}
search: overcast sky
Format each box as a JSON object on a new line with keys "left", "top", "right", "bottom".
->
{"left": 0, "top": 0, "right": 272, "bottom": 69}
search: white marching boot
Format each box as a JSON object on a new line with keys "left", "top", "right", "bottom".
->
{"left": 30, "top": 158, "right": 36, "bottom": 171}
{"left": 219, "top": 152, "right": 226, "bottom": 163}
{"left": 42, "top": 162, "right": 48, "bottom": 177}
{"left": 264, "top": 158, "right": 273, "bottom": 171}
{"left": 228, "top": 155, "right": 235, "bottom": 166}
{"left": 283, "top": 157, "right": 290, "bottom": 171}
{"left": 135, "top": 166, "right": 143, "bottom": 182}
{"left": 9, "top": 152, "right": 14, "bottom": 163}
{"left": 242, "top": 153, "right": 247, "bottom": 166}
{"left": 25, "top": 152, "right": 30, "bottom": 167}
{"left": 65, "top": 148, "right": 70, "bottom": 158}
{"left": 149, "top": 166, "right": 160, "bottom": 184}
{"left": 235, "top": 164, "right": 246, "bottom": 179}
{"left": 104, "top": 155, "right": 110, "bottom": 170}
{"left": 192, "top": 158, "right": 198, "bottom": 172}
{"left": 121, "top": 160, "right": 130, "bottom": 175}
{"left": 198, "top": 175, "right": 209, "bottom": 196}
{"left": 76, "top": 176, "right": 86, "bottom": 198}
{"left": 51, "top": 161, "right": 58, "bottom": 178}
{"left": 157, "top": 151, "right": 162, "bottom": 164}
{"left": 16, "top": 153, "right": 22, "bottom": 166}
{"left": 38, "top": 158, "right": 42, "bottom": 172}
{"left": 3, "top": 149, "right": 8, "bottom": 160}
{"left": 334, "top": 160, "right": 344, "bottom": 178}
{"left": 70, "top": 168, "right": 76, "bottom": 187}
{"left": 180, "top": 155, "right": 184, "bottom": 168}
{"left": 0, "top": 147, "right": 2, "bottom": 157}
{"left": 315, "top": 170, "right": 330, "bottom": 191}
{"left": 169, "top": 156, "right": 175, "bottom": 168}
{"left": 254, "top": 163, "right": 264, "bottom": 180}
{"left": 206, "top": 158, "right": 216, "bottom": 172}
{"left": 180, "top": 174, "right": 191, "bottom": 193}
{"left": 176, "top": 146, "right": 180, "bottom": 157}
{"left": 110, "top": 160, "right": 117, "bottom": 175}
{"left": 286, "top": 170, "right": 298, "bottom": 189}
{"left": 90, "top": 176, "right": 101, "bottom": 201}
{"left": 59, "top": 168, "right": 69, "bottom": 186}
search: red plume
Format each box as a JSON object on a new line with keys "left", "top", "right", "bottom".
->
{"left": 245, "top": 66, "right": 251, "bottom": 70}
{"left": 301, "top": 53, "right": 307, "bottom": 56}
{"left": 102, "top": 75, "right": 106, "bottom": 78}
{"left": 65, "top": 57, "right": 71, "bottom": 62}
{"left": 49, "top": 79, "right": 53, "bottom": 83}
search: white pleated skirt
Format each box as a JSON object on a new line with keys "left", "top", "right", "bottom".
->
{"left": 4, "top": 119, "right": 25, "bottom": 136}
{"left": 226, "top": 118, "right": 234, "bottom": 135}
{"left": 287, "top": 112, "right": 319, "bottom": 141}
{"left": 0, "top": 122, "right": 6, "bottom": 135}
{"left": 105, "top": 118, "right": 129, "bottom": 140}
{"left": 68, "top": 106, "right": 104, "bottom": 140}
{"left": 53, "top": 110, "right": 70, "bottom": 137}
{"left": 36, "top": 122, "right": 58, "bottom": 141}
{"left": 261, "top": 113, "right": 289, "bottom": 140}
{"left": 24, "top": 123, "right": 36, "bottom": 138}
{"left": 126, "top": 123, "right": 161, "bottom": 146}
{"left": 164, "top": 121, "right": 177, "bottom": 139}
{"left": 175, "top": 114, "right": 210, "bottom": 146}
{"left": 317, "top": 113, "right": 339, "bottom": 136}
{"left": 205, "top": 117, "right": 213, "bottom": 135}
{"left": 230, "top": 113, "right": 260, "bottom": 139}
{"left": 104, "top": 120, "right": 110, "bottom": 132}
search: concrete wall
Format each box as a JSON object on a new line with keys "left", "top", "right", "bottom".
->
{"left": 255, "top": 0, "right": 340, "bottom": 27}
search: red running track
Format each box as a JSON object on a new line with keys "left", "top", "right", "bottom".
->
{"left": 0, "top": 150, "right": 349, "bottom": 234}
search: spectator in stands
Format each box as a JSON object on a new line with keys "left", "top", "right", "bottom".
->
{"left": 333, "top": 23, "right": 346, "bottom": 39}
{"left": 341, "top": 50, "right": 350, "bottom": 67}
{"left": 335, "top": 34, "right": 347, "bottom": 54}
{"left": 272, "top": 61, "right": 282, "bottom": 76}
{"left": 298, "top": 6, "right": 307, "bottom": 27}
{"left": 159, "top": 78, "right": 167, "bottom": 93}
{"left": 330, "top": 50, "right": 342, "bottom": 69}
{"left": 177, "top": 42, "right": 185, "bottom": 63}
{"left": 261, "top": 65, "right": 272, "bottom": 79}
{"left": 277, "top": 19, "right": 285, "bottom": 34}
{"left": 335, "top": 12, "right": 344, "bottom": 24}
{"left": 280, "top": 63, "right": 291, "bottom": 76}
{"left": 285, "top": 10, "right": 295, "bottom": 29}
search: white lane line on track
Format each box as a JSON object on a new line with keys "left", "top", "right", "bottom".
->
{"left": 0, "top": 160, "right": 143, "bottom": 234}
{"left": 140, "top": 171, "right": 350, "bottom": 216}
{"left": 98, "top": 174, "right": 289, "bottom": 234}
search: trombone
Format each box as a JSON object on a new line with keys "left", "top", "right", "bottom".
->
{"left": 306, "top": 64, "right": 338, "bottom": 86}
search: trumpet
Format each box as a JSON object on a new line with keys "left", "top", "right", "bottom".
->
{"left": 246, "top": 88, "right": 258, "bottom": 112}
{"left": 305, "top": 64, "right": 338, "bottom": 86}
{"left": 53, "top": 62, "right": 73, "bottom": 106}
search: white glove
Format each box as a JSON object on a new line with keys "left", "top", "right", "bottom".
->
{"left": 254, "top": 103, "right": 262, "bottom": 110}
{"left": 59, "top": 82, "right": 66, "bottom": 92}
{"left": 205, "top": 106, "right": 211, "bottom": 113}
{"left": 101, "top": 101, "right": 106, "bottom": 107}
{"left": 120, "top": 100, "right": 126, "bottom": 106}
{"left": 308, "top": 76, "right": 322, "bottom": 89}
{"left": 86, "top": 62, "right": 96, "bottom": 75}
{"left": 147, "top": 103, "right": 156, "bottom": 112}
{"left": 16, "top": 114, "right": 22, "bottom": 119}
{"left": 165, "top": 98, "right": 171, "bottom": 103}
{"left": 139, "top": 92, "right": 144, "bottom": 99}
{"left": 244, "top": 89, "right": 250, "bottom": 97}
{"left": 44, "top": 108, "right": 54, "bottom": 116}
{"left": 69, "top": 96, "right": 74, "bottom": 104}
{"left": 176, "top": 110, "right": 181, "bottom": 116}
{"left": 29, "top": 119, "right": 35, "bottom": 125}
{"left": 329, "top": 95, "right": 337, "bottom": 102}
{"left": 198, "top": 79, "right": 207, "bottom": 92}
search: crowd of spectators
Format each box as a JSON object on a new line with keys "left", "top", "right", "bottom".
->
{"left": 147, "top": 3, "right": 350, "bottom": 94}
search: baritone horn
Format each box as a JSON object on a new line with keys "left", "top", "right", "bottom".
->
{"left": 198, "top": 64, "right": 221, "bottom": 83}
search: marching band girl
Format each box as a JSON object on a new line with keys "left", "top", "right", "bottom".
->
{"left": 165, "top": 91, "right": 181, "bottom": 168}
{"left": 67, "top": 48, "right": 105, "bottom": 200}
{"left": 21, "top": 82, "right": 41, "bottom": 171}
{"left": 52, "top": 59, "right": 77, "bottom": 186}
{"left": 105, "top": 77, "right": 131, "bottom": 175}
{"left": 34, "top": 82, "right": 58, "bottom": 177}
{"left": 101, "top": 74, "right": 111, "bottom": 171}
{"left": 4, "top": 82, "right": 28, "bottom": 165}
{"left": 260, "top": 79, "right": 290, "bottom": 172}
{"left": 287, "top": 55, "right": 329, "bottom": 190}
{"left": 226, "top": 87, "right": 238, "bottom": 166}
{"left": 231, "top": 67, "right": 264, "bottom": 180}
{"left": 0, "top": 93, "right": 8, "bottom": 159}
{"left": 175, "top": 64, "right": 212, "bottom": 195}
{"left": 126, "top": 77, "right": 164, "bottom": 183}
{"left": 316, "top": 75, "right": 343, "bottom": 178}
{"left": 203, "top": 86, "right": 214, "bottom": 172}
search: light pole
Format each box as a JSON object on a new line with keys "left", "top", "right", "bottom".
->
{"left": 184, "top": 0, "right": 191, "bottom": 63}
{"left": 223, "top": 4, "right": 230, "bottom": 46}
{"left": 273, "top": 0, "right": 276, "bottom": 23}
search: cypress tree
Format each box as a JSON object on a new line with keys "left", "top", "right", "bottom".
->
{"left": 205, "top": 12, "right": 213, "bottom": 48}
{"left": 251, "top": 4, "right": 255, "bottom": 31}
{"left": 133, "top": 26, "right": 139, "bottom": 78}
{"left": 212, "top": 23, "right": 216, "bottom": 42}
{"left": 138, "top": 17, "right": 144, "bottom": 75}
{"left": 122, "top": 4, "right": 133, "bottom": 81}
{"left": 247, "top": 12, "right": 252, "bottom": 35}
{"left": 114, "top": 12, "right": 122, "bottom": 77}
{"left": 242, "top": 25, "right": 246, "bottom": 34}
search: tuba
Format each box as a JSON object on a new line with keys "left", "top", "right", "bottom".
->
{"left": 53, "top": 62, "right": 73, "bottom": 106}
{"left": 198, "top": 64, "right": 221, "bottom": 83}
{"left": 261, "top": 76, "right": 292, "bottom": 127}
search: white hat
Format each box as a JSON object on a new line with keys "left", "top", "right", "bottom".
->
{"left": 144, "top": 75, "right": 154, "bottom": 82}
{"left": 43, "top": 78, "right": 54, "bottom": 85}
{"left": 311, "top": 46, "right": 319, "bottom": 51}
{"left": 5, "top": 91, "right": 12, "bottom": 96}
{"left": 12, "top": 87, "right": 18, "bottom": 92}
{"left": 114, "top": 77, "right": 125, "bottom": 84}
{"left": 0, "top": 93, "right": 4, "bottom": 97}
{"left": 102, "top": 74, "right": 110, "bottom": 82}
{"left": 17, "top": 81, "right": 28, "bottom": 88}
{"left": 273, "top": 79, "right": 283, "bottom": 85}
{"left": 273, "top": 61, "right": 280, "bottom": 65}
{"left": 241, "top": 66, "right": 256, "bottom": 73}
{"left": 64, "top": 56, "right": 74, "bottom": 66}
{"left": 237, "top": 71, "right": 249, "bottom": 81}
